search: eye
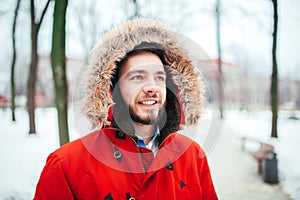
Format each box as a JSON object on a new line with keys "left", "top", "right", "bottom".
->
{"left": 156, "top": 75, "right": 166, "bottom": 82}
{"left": 131, "top": 75, "right": 143, "bottom": 80}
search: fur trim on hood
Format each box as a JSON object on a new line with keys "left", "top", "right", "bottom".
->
{"left": 80, "top": 18, "right": 205, "bottom": 129}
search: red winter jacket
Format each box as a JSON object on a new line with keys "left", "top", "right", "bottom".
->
{"left": 34, "top": 128, "right": 217, "bottom": 200}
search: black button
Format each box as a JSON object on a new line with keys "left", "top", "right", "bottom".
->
{"left": 114, "top": 151, "right": 122, "bottom": 159}
{"left": 114, "top": 146, "right": 122, "bottom": 162}
{"left": 180, "top": 180, "right": 186, "bottom": 188}
{"left": 104, "top": 193, "right": 113, "bottom": 200}
{"left": 165, "top": 162, "right": 174, "bottom": 170}
{"left": 115, "top": 131, "right": 126, "bottom": 140}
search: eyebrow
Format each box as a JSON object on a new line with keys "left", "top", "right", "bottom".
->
{"left": 125, "top": 69, "right": 166, "bottom": 78}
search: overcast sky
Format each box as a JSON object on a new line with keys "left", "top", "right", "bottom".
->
{"left": 0, "top": 0, "right": 300, "bottom": 87}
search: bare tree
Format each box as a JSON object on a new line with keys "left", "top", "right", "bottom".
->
{"left": 27, "top": 0, "right": 51, "bottom": 134}
{"left": 215, "top": 0, "right": 225, "bottom": 118}
{"left": 10, "top": 0, "right": 21, "bottom": 121}
{"left": 270, "top": 0, "right": 278, "bottom": 138}
{"left": 51, "top": 0, "right": 69, "bottom": 146}
{"left": 72, "top": 0, "right": 97, "bottom": 58}
{"left": 131, "top": 0, "right": 140, "bottom": 18}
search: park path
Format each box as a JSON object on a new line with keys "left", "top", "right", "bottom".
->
{"left": 207, "top": 123, "right": 291, "bottom": 200}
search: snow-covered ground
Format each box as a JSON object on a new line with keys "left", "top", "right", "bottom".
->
{"left": 0, "top": 108, "right": 79, "bottom": 199}
{"left": 0, "top": 108, "right": 299, "bottom": 199}
{"left": 226, "top": 109, "right": 300, "bottom": 200}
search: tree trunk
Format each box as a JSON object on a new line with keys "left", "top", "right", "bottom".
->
{"left": 215, "top": 0, "right": 224, "bottom": 118}
{"left": 10, "top": 0, "right": 21, "bottom": 121}
{"left": 27, "top": 0, "right": 38, "bottom": 134}
{"left": 132, "top": 0, "right": 139, "bottom": 17}
{"left": 271, "top": 0, "right": 278, "bottom": 138}
{"left": 51, "top": 0, "right": 69, "bottom": 146}
{"left": 27, "top": 0, "right": 52, "bottom": 134}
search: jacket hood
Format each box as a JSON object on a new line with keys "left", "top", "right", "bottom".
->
{"left": 80, "top": 18, "right": 205, "bottom": 129}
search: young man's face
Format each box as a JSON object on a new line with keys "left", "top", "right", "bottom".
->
{"left": 118, "top": 52, "right": 167, "bottom": 125}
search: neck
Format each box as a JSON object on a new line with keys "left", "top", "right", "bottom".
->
{"left": 133, "top": 123, "right": 156, "bottom": 144}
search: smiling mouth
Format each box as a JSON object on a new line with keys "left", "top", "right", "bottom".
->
{"left": 138, "top": 100, "right": 157, "bottom": 105}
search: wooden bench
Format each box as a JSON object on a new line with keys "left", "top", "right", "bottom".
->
{"left": 251, "top": 143, "right": 274, "bottom": 174}
{"left": 240, "top": 136, "right": 275, "bottom": 174}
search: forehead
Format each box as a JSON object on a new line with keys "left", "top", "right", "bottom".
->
{"left": 119, "top": 52, "right": 165, "bottom": 76}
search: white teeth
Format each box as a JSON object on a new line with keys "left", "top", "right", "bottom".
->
{"left": 141, "top": 100, "right": 155, "bottom": 105}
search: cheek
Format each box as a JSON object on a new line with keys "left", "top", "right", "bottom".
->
{"left": 119, "top": 83, "right": 137, "bottom": 104}
{"left": 161, "top": 88, "right": 167, "bottom": 104}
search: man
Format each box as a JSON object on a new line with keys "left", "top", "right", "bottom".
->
{"left": 34, "top": 19, "right": 218, "bottom": 199}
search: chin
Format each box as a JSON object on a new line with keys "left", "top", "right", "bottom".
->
{"left": 130, "top": 105, "right": 165, "bottom": 124}
{"left": 130, "top": 112, "right": 159, "bottom": 125}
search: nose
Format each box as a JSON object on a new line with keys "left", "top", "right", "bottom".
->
{"left": 142, "top": 83, "right": 159, "bottom": 95}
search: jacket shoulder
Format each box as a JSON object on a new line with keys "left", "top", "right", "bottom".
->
{"left": 172, "top": 133, "right": 203, "bottom": 149}
{"left": 51, "top": 130, "right": 101, "bottom": 159}
{"left": 164, "top": 133, "right": 206, "bottom": 158}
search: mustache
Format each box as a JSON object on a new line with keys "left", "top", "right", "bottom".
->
{"left": 138, "top": 93, "right": 159, "bottom": 99}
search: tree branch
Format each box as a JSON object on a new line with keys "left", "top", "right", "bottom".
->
{"left": 36, "top": 0, "right": 52, "bottom": 32}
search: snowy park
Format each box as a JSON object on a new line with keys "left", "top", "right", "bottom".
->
{"left": 1, "top": 0, "right": 300, "bottom": 199}
{"left": 0, "top": 108, "right": 299, "bottom": 199}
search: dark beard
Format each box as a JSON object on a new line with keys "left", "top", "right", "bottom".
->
{"left": 129, "top": 104, "right": 166, "bottom": 125}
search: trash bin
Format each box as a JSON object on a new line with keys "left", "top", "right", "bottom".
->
{"left": 263, "top": 152, "right": 279, "bottom": 184}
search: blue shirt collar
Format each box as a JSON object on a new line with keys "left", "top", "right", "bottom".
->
{"left": 137, "top": 127, "right": 159, "bottom": 148}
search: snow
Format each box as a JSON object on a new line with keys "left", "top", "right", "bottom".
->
{"left": 0, "top": 108, "right": 79, "bottom": 199}
{"left": 226, "top": 110, "right": 300, "bottom": 199}
{"left": 0, "top": 108, "right": 299, "bottom": 199}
